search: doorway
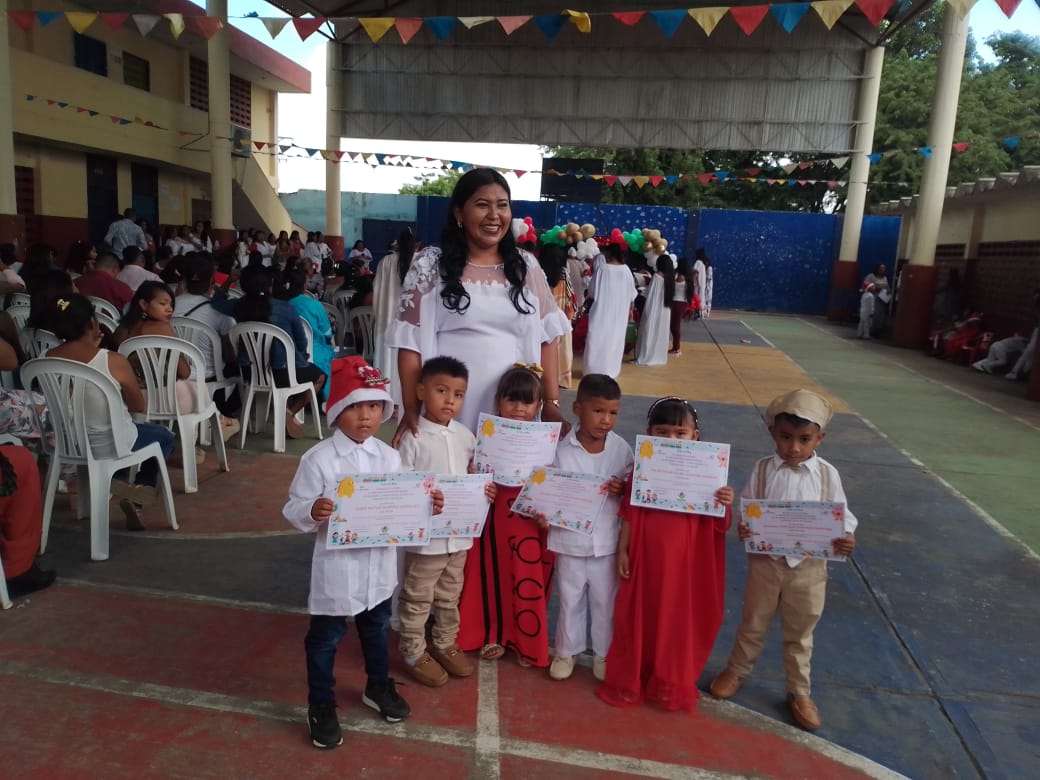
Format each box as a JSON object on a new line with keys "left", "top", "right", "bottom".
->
{"left": 86, "top": 154, "right": 118, "bottom": 246}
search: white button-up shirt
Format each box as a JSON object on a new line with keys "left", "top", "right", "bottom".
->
{"left": 397, "top": 415, "right": 477, "bottom": 555}
{"left": 547, "top": 428, "right": 634, "bottom": 557}
{"left": 284, "top": 430, "right": 402, "bottom": 615}
{"left": 740, "top": 453, "right": 858, "bottom": 568}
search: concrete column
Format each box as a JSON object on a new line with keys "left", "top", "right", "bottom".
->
{"left": 829, "top": 45, "right": 885, "bottom": 320}
{"left": 324, "top": 41, "right": 344, "bottom": 266}
{"left": 207, "top": 0, "right": 235, "bottom": 247}
{"left": 0, "top": 1, "right": 24, "bottom": 248}
{"left": 893, "top": 5, "right": 968, "bottom": 348}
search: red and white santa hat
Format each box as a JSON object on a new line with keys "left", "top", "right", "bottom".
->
{"left": 326, "top": 356, "right": 394, "bottom": 426}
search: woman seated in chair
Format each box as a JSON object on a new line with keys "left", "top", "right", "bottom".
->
{"left": 233, "top": 266, "right": 327, "bottom": 440}
{"left": 280, "top": 269, "right": 333, "bottom": 403}
{"left": 1, "top": 444, "right": 56, "bottom": 598}
{"left": 0, "top": 325, "right": 49, "bottom": 453}
{"left": 45, "top": 294, "right": 175, "bottom": 530}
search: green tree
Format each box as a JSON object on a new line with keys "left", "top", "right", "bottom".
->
{"left": 399, "top": 170, "right": 463, "bottom": 195}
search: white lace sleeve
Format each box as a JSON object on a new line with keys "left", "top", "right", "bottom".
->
{"left": 521, "top": 249, "right": 571, "bottom": 342}
{"left": 386, "top": 245, "right": 442, "bottom": 355}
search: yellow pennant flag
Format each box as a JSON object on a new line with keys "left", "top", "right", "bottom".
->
{"left": 633, "top": 176, "right": 649, "bottom": 189}
{"left": 360, "top": 17, "right": 396, "bottom": 43}
{"left": 459, "top": 17, "right": 494, "bottom": 29}
{"left": 688, "top": 7, "right": 728, "bottom": 36}
{"left": 945, "top": 0, "right": 979, "bottom": 17}
{"left": 810, "top": 0, "right": 854, "bottom": 31}
{"left": 164, "top": 13, "right": 185, "bottom": 39}
{"left": 65, "top": 12, "right": 98, "bottom": 34}
{"left": 565, "top": 10, "right": 592, "bottom": 33}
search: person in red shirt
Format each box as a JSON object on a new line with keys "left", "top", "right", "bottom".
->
{"left": 73, "top": 251, "right": 133, "bottom": 313}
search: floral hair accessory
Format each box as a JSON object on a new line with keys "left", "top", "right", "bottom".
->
{"left": 512, "top": 361, "right": 543, "bottom": 377}
{"left": 56, "top": 298, "right": 70, "bottom": 311}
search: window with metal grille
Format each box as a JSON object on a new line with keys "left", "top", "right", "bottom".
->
{"left": 123, "top": 51, "right": 150, "bottom": 92}
{"left": 188, "top": 57, "right": 251, "bottom": 128}
{"left": 15, "top": 166, "right": 37, "bottom": 246}
{"left": 73, "top": 33, "right": 107, "bottom": 77}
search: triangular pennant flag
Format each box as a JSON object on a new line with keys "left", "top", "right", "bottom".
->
{"left": 110, "top": 116, "right": 120, "bottom": 123}
{"left": 119, "top": 118, "right": 132, "bottom": 126}
{"left": 261, "top": 17, "right": 289, "bottom": 38}
{"left": 688, "top": 7, "right": 728, "bottom": 36}
{"left": 425, "top": 16, "right": 457, "bottom": 40}
{"left": 952, "top": 141, "right": 971, "bottom": 153}
{"left": 566, "top": 10, "right": 592, "bottom": 33}
{"left": 253, "top": 141, "right": 267, "bottom": 151}
{"left": 649, "top": 176, "right": 664, "bottom": 187}
{"left": 665, "top": 175, "right": 679, "bottom": 185}
{"left": 994, "top": 0, "right": 1022, "bottom": 16}
{"left": 604, "top": 175, "right": 618, "bottom": 187}
{"left": 867, "top": 152, "right": 883, "bottom": 164}
{"left": 133, "top": 14, "right": 162, "bottom": 37}
{"left": 1002, "top": 136, "right": 1021, "bottom": 150}
{"left": 648, "top": 9, "right": 687, "bottom": 37}
{"left": 8, "top": 11, "right": 35, "bottom": 31}
{"left": 76, "top": 106, "right": 87, "bottom": 112}
{"left": 918, "top": 146, "right": 933, "bottom": 157}
{"left": 533, "top": 14, "right": 567, "bottom": 40}
{"left": 459, "top": 17, "right": 494, "bottom": 29}
{"left": 319, "top": 150, "right": 334, "bottom": 161}
{"left": 395, "top": 18, "right": 423, "bottom": 43}
{"left": 359, "top": 17, "right": 396, "bottom": 43}
{"left": 88, "top": 110, "right": 98, "bottom": 117}
{"left": 787, "top": 179, "right": 798, "bottom": 186}
{"left": 57, "top": 102, "right": 69, "bottom": 108}
{"left": 633, "top": 176, "right": 649, "bottom": 189}
{"left": 618, "top": 176, "right": 633, "bottom": 187}
{"left": 133, "top": 116, "right": 144, "bottom": 124}
{"left": 279, "top": 145, "right": 291, "bottom": 154}
{"left": 811, "top": 0, "right": 854, "bottom": 30}
{"left": 945, "top": 0, "right": 979, "bottom": 17}
{"left": 66, "top": 12, "right": 98, "bottom": 34}
{"left": 305, "top": 148, "right": 319, "bottom": 157}
{"left": 854, "top": 0, "right": 894, "bottom": 26}
{"left": 497, "top": 16, "right": 531, "bottom": 35}
{"left": 770, "top": 2, "right": 811, "bottom": 33}
{"left": 164, "top": 14, "right": 185, "bottom": 40}
{"left": 37, "top": 12, "right": 63, "bottom": 26}
{"left": 613, "top": 11, "right": 646, "bottom": 25}
{"left": 716, "top": 171, "right": 730, "bottom": 181}
{"left": 783, "top": 162, "right": 798, "bottom": 174}
{"left": 99, "top": 12, "right": 129, "bottom": 31}
{"left": 46, "top": 99, "right": 56, "bottom": 106}
{"left": 375, "top": 154, "right": 388, "bottom": 165}
{"left": 797, "top": 180, "right": 809, "bottom": 186}
{"left": 191, "top": 16, "right": 224, "bottom": 40}
{"left": 830, "top": 156, "right": 849, "bottom": 168}
{"left": 292, "top": 17, "right": 326, "bottom": 41}
{"left": 797, "top": 161, "right": 813, "bottom": 170}
{"left": 696, "top": 173, "right": 714, "bottom": 184}
{"left": 515, "top": 170, "right": 527, "bottom": 178}
{"left": 729, "top": 5, "right": 770, "bottom": 35}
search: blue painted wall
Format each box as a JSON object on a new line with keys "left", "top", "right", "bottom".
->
{"left": 556, "top": 203, "right": 688, "bottom": 256}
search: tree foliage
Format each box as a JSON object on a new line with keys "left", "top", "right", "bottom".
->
{"left": 399, "top": 169, "right": 463, "bottom": 196}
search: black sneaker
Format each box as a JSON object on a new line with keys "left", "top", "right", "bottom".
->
{"left": 362, "top": 679, "right": 410, "bottom": 723}
{"left": 307, "top": 702, "right": 343, "bottom": 748}
{"left": 6, "top": 561, "right": 57, "bottom": 597}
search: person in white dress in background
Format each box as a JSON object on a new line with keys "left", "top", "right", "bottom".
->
{"left": 583, "top": 243, "right": 637, "bottom": 378}
{"left": 692, "top": 248, "right": 708, "bottom": 319}
{"left": 634, "top": 255, "right": 673, "bottom": 366}
{"left": 372, "top": 228, "right": 416, "bottom": 416}
{"left": 702, "top": 254, "right": 714, "bottom": 319}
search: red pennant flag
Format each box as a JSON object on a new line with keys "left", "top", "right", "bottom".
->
{"left": 649, "top": 176, "right": 664, "bottom": 187}
{"left": 334, "top": 151, "right": 346, "bottom": 160}
{"left": 994, "top": 0, "right": 1022, "bottom": 17}
{"left": 100, "top": 12, "right": 129, "bottom": 30}
{"left": 395, "top": 18, "right": 423, "bottom": 44}
{"left": 191, "top": 16, "right": 223, "bottom": 40}
{"left": 798, "top": 180, "right": 808, "bottom": 185}
{"left": 827, "top": 180, "right": 838, "bottom": 187}
{"left": 729, "top": 5, "right": 770, "bottom": 35}
{"left": 514, "top": 170, "right": 526, "bottom": 178}
{"left": 8, "top": 11, "right": 35, "bottom": 31}
{"left": 293, "top": 17, "right": 326, "bottom": 41}
{"left": 253, "top": 141, "right": 266, "bottom": 151}
{"left": 854, "top": 0, "right": 894, "bottom": 26}
{"left": 696, "top": 173, "right": 714, "bottom": 184}
{"left": 110, "top": 116, "right": 120, "bottom": 123}
{"left": 952, "top": 142, "right": 971, "bottom": 153}
{"left": 604, "top": 175, "right": 618, "bottom": 187}
{"left": 746, "top": 167, "right": 761, "bottom": 175}
{"left": 798, "top": 161, "right": 813, "bottom": 170}
{"left": 612, "top": 12, "right": 645, "bottom": 25}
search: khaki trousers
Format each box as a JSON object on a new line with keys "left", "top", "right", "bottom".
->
{"left": 726, "top": 555, "right": 828, "bottom": 696}
{"left": 397, "top": 549, "right": 468, "bottom": 660}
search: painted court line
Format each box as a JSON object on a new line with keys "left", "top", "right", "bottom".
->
{"left": 475, "top": 659, "right": 502, "bottom": 779}
{"left": 59, "top": 578, "right": 309, "bottom": 615}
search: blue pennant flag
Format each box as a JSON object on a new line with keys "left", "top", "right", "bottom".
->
{"left": 37, "top": 12, "right": 63, "bottom": 26}
{"left": 533, "top": 14, "right": 567, "bottom": 40}
{"left": 88, "top": 110, "right": 98, "bottom": 117}
{"left": 118, "top": 118, "right": 132, "bottom": 125}
{"left": 26, "top": 94, "right": 35, "bottom": 101}
{"left": 867, "top": 152, "right": 883, "bottom": 164}
{"left": 648, "top": 9, "right": 686, "bottom": 38}
{"left": 665, "top": 175, "right": 679, "bottom": 185}
{"left": 57, "top": 102, "right": 68, "bottom": 108}
{"left": 305, "top": 148, "right": 318, "bottom": 157}
{"left": 244, "top": 11, "right": 259, "bottom": 18}
{"left": 715, "top": 171, "right": 729, "bottom": 182}
{"left": 786, "top": 179, "right": 798, "bottom": 187}
{"left": 375, "top": 154, "right": 387, "bottom": 165}
{"left": 770, "top": 3, "right": 810, "bottom": 34}
{"left": 425, "top": 17, "right": 457, "bottom": 41}
{"left": 1002, "top": 136, "right": 1021, "bottom": 150}
{"left": 918, "top": 146, "right": 933, "bottom": 158}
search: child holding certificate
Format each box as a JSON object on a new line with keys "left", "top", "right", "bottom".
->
{"left": 709, "top": 389, "right": 857, "bottom": 732}
{"left": 283, "top": 357, "right": 443, "bottom": 749}
{"left": 597, "top": 397, "right": 734, "bottom": 713}
{"left": 545, "top": 374, "right": 633, "bottom": 683}
{"left": 458, "top": 364, "right": 556, "bottom": 667}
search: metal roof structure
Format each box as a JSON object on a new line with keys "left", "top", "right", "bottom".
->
{"left": 265, "top": 1, "right": 938, "bottom": 155}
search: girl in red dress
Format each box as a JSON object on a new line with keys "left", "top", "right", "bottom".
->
{"left": 458, "top": 365, "right": 556, "bottom": 667}
{"left": 597, "top": 397, "right": 734, "bottom": 712}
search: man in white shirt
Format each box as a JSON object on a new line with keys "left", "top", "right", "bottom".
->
{"left": 0, "top": 243, "right": 25, "bottom": 295}
{"left": 117, "top": 247, "right": 162, "bottom": 293}
{"left": 104, "top": 208, "right": 147, "bottom": 255}
{"left": 173, "top": 255, "right": 236, "bottom": 381}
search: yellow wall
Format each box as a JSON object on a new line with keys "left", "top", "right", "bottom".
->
{"left": 932, "top": 192, "right": 1040, "bottom": 246}
{"left": 251, "top": 83, "right": 278, "bottom": 183}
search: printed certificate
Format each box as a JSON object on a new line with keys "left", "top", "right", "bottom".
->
{"left": 473, "top": 413, "right": 562, "bottom": 487}
{"left": 511, "top": 468, "right": 609, "bottom": 536}
{"left": 326, "top": 472, "right": 433, "bottom": 549}
{"left": 741, "top": 499, "right": 848, "bottom": 562}
{"left": 631, "top": 435, "right": 730, "bottom": 517}
{"left": 430, "top": 474, "right": 492, "bottom": 538}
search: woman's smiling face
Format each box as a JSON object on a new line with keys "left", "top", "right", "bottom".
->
{"left": 454, "top": 183, "right": 511, "bottom": 254}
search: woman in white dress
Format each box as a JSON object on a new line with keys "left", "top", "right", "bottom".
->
{"left": 584, "top": 243, "right": 637, "bottom": 378}
{"left": 372, "top": 229, "right": 416, "bottom": 415}
{"left": 702, "top": 255, "right": 714, "bottom": 318}
{"left": 387, "top": 168, "right": 570, "bottom": 436}
{"left": 634, "top": 255, "right": 674, "bottom": 366}
{"left": 692, "top": 249, "right": 707, "bottom": 319}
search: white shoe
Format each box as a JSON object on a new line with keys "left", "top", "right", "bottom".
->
{"left": 971, "top": 361, "right": 989, "bottom": 373}
{"left": 593, "top": 656, "right": 607, "bottom": 681}
{"left": 549, "top": 655, "right": 575, "bottom": 681}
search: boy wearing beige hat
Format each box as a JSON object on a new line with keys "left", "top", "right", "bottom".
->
{"left": 709, "top": 389, "right": 857, "bottom": 731}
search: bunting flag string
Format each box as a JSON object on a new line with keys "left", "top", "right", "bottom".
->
{"left": 1, "top": 0, "right": 1030, "bottom": 45}
{"left": 23, "top": 89, "right": 1038, "bottom": 188}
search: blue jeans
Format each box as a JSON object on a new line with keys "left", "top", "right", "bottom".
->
{"left": 304, "top": 598, "right": 392, "bottom": 706}
{"left": 131, "top": 422, "right": 175, "bottom": 487}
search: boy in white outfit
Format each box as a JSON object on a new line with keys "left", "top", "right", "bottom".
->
{"left": 545, "top": 374, "right": 634, "bottom": 682}
{"left": 857, "top": 282, "right": 875, "bottom": 339}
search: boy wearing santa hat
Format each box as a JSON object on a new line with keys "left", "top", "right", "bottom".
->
{"left": 283, "top": 356, "right": 444, "bottom": 749}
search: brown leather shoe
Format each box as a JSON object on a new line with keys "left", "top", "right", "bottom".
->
{"left": 788, "top": 694, "right": 821, "bottom": 731}
{"left": 405, "top": 652, "right": 449, "bottom": 688}
{"left": 430, "top": 644, "right": 474, "bottom": 678}
{"left": 709, "top": 668, "right": 745, "bottom": 699}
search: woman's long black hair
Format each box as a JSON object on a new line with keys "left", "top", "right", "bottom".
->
{"left": 657, "top": 255, "right": 676, "bottom": 308}
{"left": 675, "top": 259, "right": 695, "bottom": 305}
{"left": 234, "top": 266, "right": 274, "bottom": 324}
{"left": 396, "top": 228, "right": 416, "bottom": 285}
{"left": 438, "top": 168, "right": 532, "bottom": 315}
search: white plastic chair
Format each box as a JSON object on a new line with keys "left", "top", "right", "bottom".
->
{"left": 322, "top": 302, "right": 344, "bottom": 346}
{"left": 20, "top": 357, "right": 178, "bottom": 562}
{"left": 5, "top": 303, "right": 30, "bottom": 330}
{"left": 343, "top": 305, "right": 376, "bottom": 363}
{"left": 118, "top": 335, "right": 229, "bottom": 494}
{"left": 331, "top": 288, "right": 355, "bottom": 326}
{"left": 88, "top": 296, "right": 121, "bottom": 323}
{"left": 171, "top": 317, "right": 238, "bottom": 445}
{"left": 230, "top": 322, "right": 322, "bottom": 453}
{"left": 95, "top": 310, "right": 119, "bottom": 338}
{"left": 4, "top": 291, "right": 31, "bottom": 309}
{"left": 20, "top": 327, "right": 61, "bottom": 360}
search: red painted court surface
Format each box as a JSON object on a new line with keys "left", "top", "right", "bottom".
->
{"left": 0, "top": 586, "right": 888, "bottom": 779}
